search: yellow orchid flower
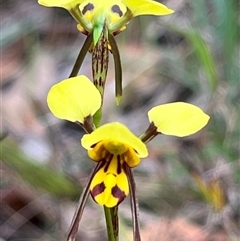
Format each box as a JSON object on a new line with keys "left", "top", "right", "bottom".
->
{"left": 38, "top": 0, "right": 173, "bottom": 43}
{"left": 79, "top": 100, "right": 209, "bottom": 207}
{"left": 82, "top": 122, "right": 148, "bottom": 207}
{"left": 47, "top": 76, "right": 210, "bottom": 205}
{"left": 39, "top": 0, "right": 174, "bottom": 103}
{"left": 46, "top": 76, "right": 210, "bottom": 240}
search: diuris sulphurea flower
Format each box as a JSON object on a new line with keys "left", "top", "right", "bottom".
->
{"left": 81, "top": 122, "right": 148, "bottom": 207}
{"left": 38, "top": 0, "right": 173, "bottom": 41}
{"left": 38, "top": 0, "right": 174, "bottom": 102}
{"left": 47, "top": 75, "right": 210, "bottom": 241}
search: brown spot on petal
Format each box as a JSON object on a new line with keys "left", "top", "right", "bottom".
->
{"left": 82, "top": 3, "right": 94, "bottom": 15}
{"left": 111, "top": 5, "right": 123, "bottom": 17}
{"left": 91, "top": 182, "right": 105, "bottom": 198}
{"left": 112, "top": 185, "right": 126, "bottom": 204}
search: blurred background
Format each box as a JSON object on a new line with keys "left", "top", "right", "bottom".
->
{"left": 1, "top": 0, "right": 239, "bottom": 240}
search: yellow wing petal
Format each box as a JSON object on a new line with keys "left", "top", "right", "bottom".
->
{"left": 148, "top": 102, "right": 210, "bottom": 137}
{"left": 122, "top": 0, "right": 174, "bottom": 16}
{"left": 47, "top": 75, "right": 101, "bottom": 123}
{"left": 38, "top": 0, "right": 84, "bottom": 9}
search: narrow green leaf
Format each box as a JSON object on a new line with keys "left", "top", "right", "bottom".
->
{"left": 1, "top": 140, "right": 80, "bottom": 199}
{"left": 170, "top": 27, "right": 218, "bottom": 91}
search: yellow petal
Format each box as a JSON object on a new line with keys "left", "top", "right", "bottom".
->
{"left": 38, "top": 0, "right": 83, "bottom": 9}
{"left": 148, "top": 102, "right": 210, "bottom": 137}
{"left": 47, "top": 75, "right": 101, "bottom": 123}
{"left": 88, "top": 141, "right": 106, "bottom": 161}
{"left": 124, "top": 147, "right": 140, "bottom": 167}
{"left": 122, "top": 0, "right": 174, "bottom": 16}
{"left": 81, "top": 122, "right": 148, "bottom": 158}
{"left": 90, "top": 156, "right": 129, "bottom": 207}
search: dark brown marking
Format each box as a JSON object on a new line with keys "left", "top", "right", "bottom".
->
{"left": 91, "top": 182, "right": 105, "bottom": 197}
{"left": 122, "top": 162, "right": 127, "bottom": 172}
{"left": 99, "top": 77, "right": 102, "bottom": 87}
{"left": 82, "top": 3, "right": 94, "bottom": 15}
{"left": 111, "top": 5, "right": 123, "bottom": 17}
{"left": 98, "top": 159, "right": 106, "bottom": 170}
{"left": 104, "top": 154, "right": 113, "bottom": 172}
{"left": 117, "top": 155, "right": 121, "bottom": 174}
{"left": 92, "top": 21, "right": 109, "bottom": 90}
{"left": 90, "top": 143, "right": 97, "bottom": 148}
{"left": 134, "top": 149, "right": 138, "bottom": 154}
{"left": 112, "top": 185, "right": 126, "bottom": 204}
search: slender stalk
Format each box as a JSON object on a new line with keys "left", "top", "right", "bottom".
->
{"left": 108, "top": 34, "right": 122, "bottom": 105}
{"left": 126, "top": 166, "right": 142, "bottom": 241}
{"left": 69, "top": 33, "right": 93, "bottom": 78}
{"left": 104, "top": 206, "right": 116, "bottom": 241}
{"left": 139, "top": 122, "right": 159, "bottom": 144}
{"left": 110, "top": 207, "right": 119, "bottom": 241}
{"left": 67, "top": 162, "right": 102, "bottom": 241}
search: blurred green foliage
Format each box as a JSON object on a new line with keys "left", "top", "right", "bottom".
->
{"left": 1, "top": 140, "right": 81, "bottom": 199}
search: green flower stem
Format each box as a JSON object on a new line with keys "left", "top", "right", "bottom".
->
{"left": 110, "top": 207, "right": 119, "bottom": 241}
{"left": 92, "top": 21, "right": 118, "bottom": 241}
{"left": 104, "top": 206, "right": 116, "bottom": 241}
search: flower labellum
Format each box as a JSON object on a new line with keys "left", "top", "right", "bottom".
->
{"left": 81, "top": 122, "right": 148, "bottom": 207}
